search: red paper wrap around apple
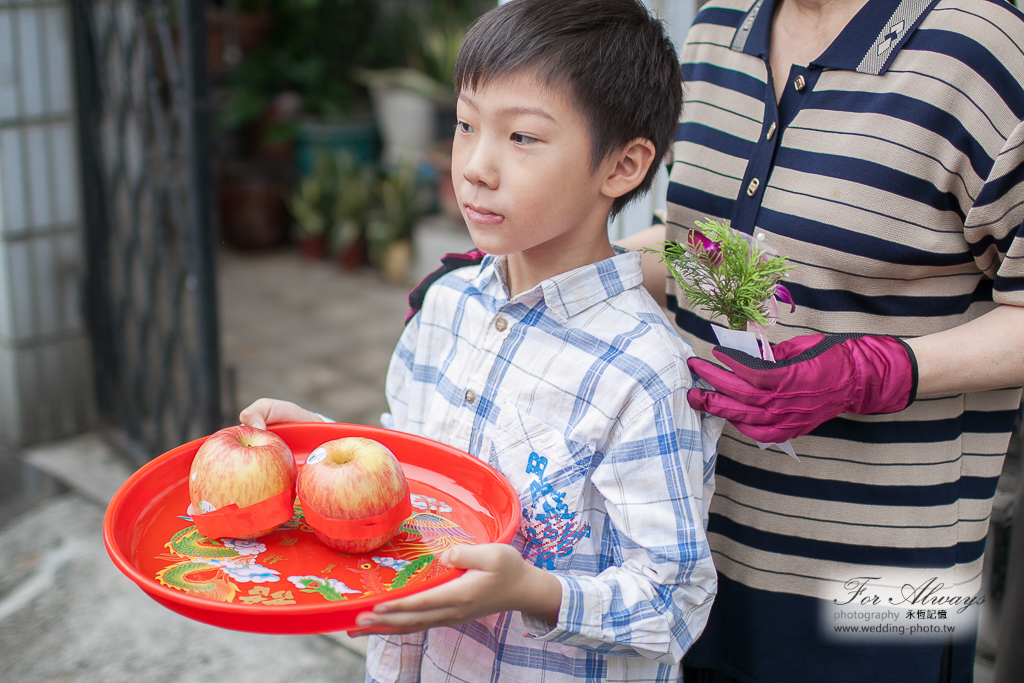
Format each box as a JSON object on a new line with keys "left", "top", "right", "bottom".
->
{"left": 297, "top": 437, "right": 412, "bottom": 553}
{"left": 188, "top": 425, "right": 298, "bottom": 540}
{"left": 190, "top": 487, "right": 296, "bottom": 540}
{"left": 298, "top": 491, "right": 412, "bottom": 542}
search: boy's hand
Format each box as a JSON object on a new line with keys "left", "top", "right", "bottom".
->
{"left": 351, "top": 544, "right": 561, "bottom": 635}
{"left": 238, "top": 398, "right": 322, "bottom": 430}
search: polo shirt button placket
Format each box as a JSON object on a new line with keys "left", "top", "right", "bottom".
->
{"left": 794, "top": 74, "right": 806, "bottom": 91}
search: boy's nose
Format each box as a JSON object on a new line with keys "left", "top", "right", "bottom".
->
{"left": 461, "top": 141, "right": 499, "bottom": 189}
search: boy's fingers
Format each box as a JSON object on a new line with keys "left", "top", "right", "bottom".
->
{"left": 357, "top": 607, "right": 459, "bottom": 631}
{"left": 239, "top": 398, "right": 276, "bottom": 429}
{"left": 443, "top": 543, "right": 515, "bottom": 572}
{"left": 238, "top": 406, "right": 267, "bottom": 430}
{"left": 347, "top": 624, "right": 410, "bottom": 637}
{"left": 374, "top": 579, "right": 470, "bottom": 615}
{"left": 440, "top": 544, "right": 487, "bottom": 569}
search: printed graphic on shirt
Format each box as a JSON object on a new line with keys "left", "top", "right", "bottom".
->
{"left": 520, "top": 451, "right": 591, "bottom": 569}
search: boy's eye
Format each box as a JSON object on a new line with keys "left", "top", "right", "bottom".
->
{"left": 456, "top": 121, "right": 474, "bottom": 134}
{"left": 510, "top": 133, "right": 537, "bottom": 145}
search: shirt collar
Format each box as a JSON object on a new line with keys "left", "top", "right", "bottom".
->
{"left": 731, "top": 0, "right": 939, "bottom": 76}
{"left": 484, "top": 247, "right": 643, "bottom": 325}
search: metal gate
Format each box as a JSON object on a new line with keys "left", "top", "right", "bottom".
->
{"left": 71, "top": 0, "right": 221, "bottom": 463}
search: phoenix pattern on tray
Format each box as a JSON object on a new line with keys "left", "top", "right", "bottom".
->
{"left": 157, "top": 493, "right": 473, "bottom": 603}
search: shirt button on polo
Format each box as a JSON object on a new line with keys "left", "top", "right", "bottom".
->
{"left": 495, "top": 317, "right": 508, "bottom": 332}
{"left": 766, "top": 122, "right": 777, "bottom": 140}
{"left": 794, "top": 75, "right": 806, "bottom": 91}
{"left": 465, "top": 389, "right": 476, "bottom": 404}
{"left": 746, "top": 178, "right": 761, "bottom": 196}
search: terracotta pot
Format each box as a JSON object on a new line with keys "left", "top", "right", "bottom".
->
{"left": 382, "top": 239, "right": 412, "bottom": 285}
{"left": 236, "top": 10, "right": 273, "bottom": 57}
{"left": 298, "top": 234, "right": 328, "bottom": 260}
{"left": 218, "top": 171, "right": 291, "bottom": 249}
{"left": 336, "top": 237, "right": 367, "bottom": 271}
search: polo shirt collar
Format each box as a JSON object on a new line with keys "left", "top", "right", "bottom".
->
{"left": 731, "top": 0, "right": 940, "bottom": 76}
{"left": 487, "top": 248, "right": 643, "bottom": 324}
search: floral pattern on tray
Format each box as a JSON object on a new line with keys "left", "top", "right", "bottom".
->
{"left": 155, "top": 494, "right": 474, "bottom": 604}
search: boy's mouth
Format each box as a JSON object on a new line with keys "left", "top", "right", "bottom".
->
{"left": 465, "top": 204, "right": 505, "bottom": 225}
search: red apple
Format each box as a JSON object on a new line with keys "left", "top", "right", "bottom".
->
{"left": 298, "top": 437, "right": 410, "bottom": 553}
{"left": 189, "top": 425, "right": 297, "bottom": 539}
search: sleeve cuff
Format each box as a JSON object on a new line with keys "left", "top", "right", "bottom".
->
{"left": 522, "top": 574, "right": 602, "bottom": 644}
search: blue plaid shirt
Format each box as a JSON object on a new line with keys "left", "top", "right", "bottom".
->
{"left": 368, "top": 249, "right": 719, "bottom": 683}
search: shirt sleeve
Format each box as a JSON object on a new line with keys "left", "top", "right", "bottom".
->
{"left": 522, "top": 385, "right": 717, "bottom": 664}
{"left": 966, "top": 120, "right": 1024, "bottom": 306}
{"left": 365, "top": 632, "right": 425, "bottom": 683}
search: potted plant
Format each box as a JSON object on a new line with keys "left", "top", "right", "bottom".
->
{"left": 287, "top": 172, "right": 331, "bottom": 260}
{"left": 330, "top": 152, "right": 377, "bottom": 270}
{"left": 368, "top": 157, "right": 432, "bottom": 283}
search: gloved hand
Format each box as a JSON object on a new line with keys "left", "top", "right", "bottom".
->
{"left": 686, "top": 334, "right": 918, "bottom": 443}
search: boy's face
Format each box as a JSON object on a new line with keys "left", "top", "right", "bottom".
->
{"left": 452, "top": 73, "right": 616, "bottom": 263}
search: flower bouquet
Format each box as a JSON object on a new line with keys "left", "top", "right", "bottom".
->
{"left": 659, "top": 218, "right": 798, "bottom": 458}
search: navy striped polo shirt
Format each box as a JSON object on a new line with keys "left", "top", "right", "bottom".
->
{"left": 664, "top": 0, "right": 1024, "bottom": 681}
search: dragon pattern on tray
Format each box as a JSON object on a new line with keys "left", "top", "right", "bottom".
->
{"left": 155, "top": 494, "right": 474, "bottom": 604}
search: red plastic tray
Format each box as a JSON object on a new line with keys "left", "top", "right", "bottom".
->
{"left": 103, "top": 423, "right": 521, "bottom": 634}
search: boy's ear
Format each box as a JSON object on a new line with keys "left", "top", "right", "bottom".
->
{"left": 601, "top": 138, "right": 656, "bottom": 199}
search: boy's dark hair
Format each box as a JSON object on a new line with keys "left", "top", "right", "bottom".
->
{"left": 454, "top": 0, "right": 682, "bottom": 218}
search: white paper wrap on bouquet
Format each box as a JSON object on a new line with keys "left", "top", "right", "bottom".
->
{"left": 711, "top": 325, "right": 799, "bottom": 461}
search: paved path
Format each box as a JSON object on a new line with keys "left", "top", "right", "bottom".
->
{"left": 0, "top": 248, "right": 412, "bottom": 683}
{"left": 0, "top": 496, "right": 368, "bottom": 683}
{"left": 219, "top": 248, "right": 411, "bottom": 427}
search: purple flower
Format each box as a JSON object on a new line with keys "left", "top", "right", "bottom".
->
{"left": 686, "top": 230, "right": 723, "bottom": 267}
{"left": 774, "top": 283, "right": 796, "bottom": 313}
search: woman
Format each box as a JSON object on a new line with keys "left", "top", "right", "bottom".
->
{"left": 623, "top": 0, "right": 1024, "bottom": 681}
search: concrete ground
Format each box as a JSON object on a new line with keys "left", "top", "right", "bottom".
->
{"left": 0, "top": 246, "right": 414, "bottom": 683}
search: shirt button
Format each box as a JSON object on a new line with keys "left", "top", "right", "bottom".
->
{"left": 794, "top": 75, "right": 806, "bottom": 91}
{"left": 746, "top": 178, "right": 760, "bottom": 196}
{"left": 465, "top": 389, "right": 476, "bottom": 404}
{"left": 495, "top": 317, "right": 508, "bottom": 332}
{"left": 766, "top": 122, "right": 777, "bottom": 140}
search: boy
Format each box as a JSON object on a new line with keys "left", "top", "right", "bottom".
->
{"left": 241, "top": 0, "right": 719, "bottom": 680}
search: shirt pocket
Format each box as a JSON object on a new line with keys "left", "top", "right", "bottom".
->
{"left": 487, "top": 403, "right": 594, "bottom": 570}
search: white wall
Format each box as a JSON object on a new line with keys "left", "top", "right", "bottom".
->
{"left": 0, "top": 0, "right": 93, "bottom": 444}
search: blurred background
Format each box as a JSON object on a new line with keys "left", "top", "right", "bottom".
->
{"left": 0, "top": 0, "right": 1019, "bottom": 681}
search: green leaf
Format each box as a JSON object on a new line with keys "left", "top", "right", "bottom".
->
{"left": 651, "top": 218, "right": 795, "bottom": 331}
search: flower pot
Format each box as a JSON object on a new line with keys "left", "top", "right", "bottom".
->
{"left": 336, "top": 236, "right": 367, "bottom": 271}
{"left": 296, "top": 119, "right": 379, "bottom": 177}
{"left": 382, "top": 239, "right": 413, "bottom": 285}
{"left": 370, "top": 87, "right": 437, "bottom": 165}
{"left": 217, "top": 168, "right": 291, "bottom": 250}
{"left": 298, "top": 234, "right": 328, "bottom": 260}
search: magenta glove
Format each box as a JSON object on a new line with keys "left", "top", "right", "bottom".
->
{"left": 686, "top": 334, "right": 918, "bottom": 443}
